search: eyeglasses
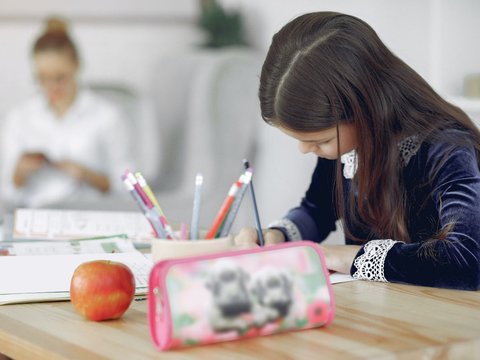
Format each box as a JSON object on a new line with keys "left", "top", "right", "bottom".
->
{"left": 36, "top": 73, "right": 74, "bottom": 88}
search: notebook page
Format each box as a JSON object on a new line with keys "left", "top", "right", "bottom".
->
{"left": 0, "top": 252, "right": 152, "bottom": 304}
{"left": 0, "top": 237, "right": 137, "bottom": 256}
{"left": 12, "top": 208, "right": 154, "bottom": 241}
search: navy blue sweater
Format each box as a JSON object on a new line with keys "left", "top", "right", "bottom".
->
{"left": 283, "top": 137, "right": 480, "bottom": 290}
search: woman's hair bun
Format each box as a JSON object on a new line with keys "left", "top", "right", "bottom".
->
{"left": 44, "top": 16, "right": 69, "bottom": 36}
{"left": 33, "top": 16, "right": 78, "bottom": 62}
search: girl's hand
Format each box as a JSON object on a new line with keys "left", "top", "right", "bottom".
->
{"left": 318, "top": 245, "right": 362, "bottom": 274}
{"left": 234, "top": 227, "right": 286, "bottom": 248}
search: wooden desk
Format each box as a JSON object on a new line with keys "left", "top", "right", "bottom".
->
{"left": 0, "top": 281, "right": 479, "bottom": 359}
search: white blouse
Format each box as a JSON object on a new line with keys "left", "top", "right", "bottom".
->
{"left": 1, "top": 90, "right": 133, "bottom": 208}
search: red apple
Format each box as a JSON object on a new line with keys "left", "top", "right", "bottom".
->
{"left": 70, "top": 260, "right": 135, "bottom": 321}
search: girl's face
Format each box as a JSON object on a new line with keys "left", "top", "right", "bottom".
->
{"left": 34, "top": 50, "right": 78, "bottom": 112}
{"left": 279, "top": 123, "right": 358, "bottom": 160}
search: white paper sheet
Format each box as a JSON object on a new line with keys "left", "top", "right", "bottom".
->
{"left": 329, "top": 272, "right": 358, "bottom": 284}
{"left": 0, "top": 237, "right": 136, "bottom": 256}
{"left": 0, "top": 252, "right": 152, "bottom": 305}
{"left": 12, "top": 208, "right": 154, "bottom": 242}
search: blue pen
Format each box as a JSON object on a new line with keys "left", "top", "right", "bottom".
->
{"left": 122, "top": 176, "right": 167, "bottom": 239}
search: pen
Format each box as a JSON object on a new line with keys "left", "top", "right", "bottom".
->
{"left": 205, "top": 179, "right": 242, "bottom": 239}
{"left": 121, "top": 175, "right": 167, "bottom": 239}
{"left": 190, "top": 173, "right": 203, "bottom": 240}
{"left": 219, "top": 169, "right": 252, "bottom": 237}
{"left": 135, "top": 172, "right": 175, "bottom": 239}
{"left": 243, "top": 159, "right": 264, "bottom": 246}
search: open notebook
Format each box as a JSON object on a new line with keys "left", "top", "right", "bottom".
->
{"left": 11, "top": 208, "right": 154, "bottom": 242}
{"left": 0, "top": 251, "right": 153, "bottom": 305}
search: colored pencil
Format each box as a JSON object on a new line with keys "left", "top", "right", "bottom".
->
{"left": 205, "top": 179, "right": 242, "bottom": 239}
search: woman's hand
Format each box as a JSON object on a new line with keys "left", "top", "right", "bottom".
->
{"left": 234, "top": 227, "right": 286, "bottom": 248}
{"left": 55, "top": 160, "right": 85, "bottom": 180}
{"left": 54, "top": 160, "right": 110, "bottom": 193}
{"left": 13, "top": 152, "right": 50, "bottom": 187}
{"left": 318, "top": 244, "right": 362, "bottom": 274}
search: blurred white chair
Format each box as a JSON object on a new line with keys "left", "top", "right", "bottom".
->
{"left": 87, "top": 82, "right": 158, "bottom": 181}
{"left": 150, "top": 48, "right": 262, "bottom": 230}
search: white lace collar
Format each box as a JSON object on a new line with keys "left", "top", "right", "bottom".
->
{"left": 340, "top": 149, "right": 357, "bottom": 179}
{"left": 340, "top": 134, "right": 421, "bottom": 179}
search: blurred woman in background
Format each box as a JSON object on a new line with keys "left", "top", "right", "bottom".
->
{"left": 1, "top": 17, "right": 132, "bottom": 209}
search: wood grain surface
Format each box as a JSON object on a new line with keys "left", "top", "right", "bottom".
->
{"left": 0, "top": 281, "right": 479, "bottom": 359}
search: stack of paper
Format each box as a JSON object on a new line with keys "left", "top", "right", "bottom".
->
{"left": 0, "top": 251, "right": 153, "bottom": 305}
{"left": 12, "top": 208, "right": 154, "bottom": 242}
{"left": 0, "top": 237, "right": 136, "bottom": 256}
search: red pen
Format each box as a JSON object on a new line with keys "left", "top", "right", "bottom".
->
{"left": 205, "top": 179, "right": 242, "bottom": 239}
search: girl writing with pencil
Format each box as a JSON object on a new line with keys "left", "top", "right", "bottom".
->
{"left": 1, "top": 17, "right": 132, "bottom": 209}
{"left": 234, "top": 12, "right": 480, "bottom": 290}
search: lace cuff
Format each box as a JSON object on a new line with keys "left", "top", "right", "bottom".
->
{"left": 268, "top": 218, "right": 302, "bottom": 241}
{"left": 352, "top": 239, "right": 401, "bottom": 282}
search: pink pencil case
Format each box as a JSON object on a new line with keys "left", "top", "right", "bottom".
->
{"left": 148, "top": 241, "right": 335, "bottom": 351}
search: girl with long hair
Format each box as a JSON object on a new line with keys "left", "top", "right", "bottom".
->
{"left": 235, "top": 12, "right": 480, "bottom": 290}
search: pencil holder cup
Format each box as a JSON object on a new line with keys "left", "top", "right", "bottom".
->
{"left": 151, "top": 234, "right": 235, "bottom": 263}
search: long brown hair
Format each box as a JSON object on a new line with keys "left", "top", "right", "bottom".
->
{"left": 259, "top": 12, "right": 480, "bottom": 242}
{"left": 33, "top": 16, "right": 79, "bottom": 64}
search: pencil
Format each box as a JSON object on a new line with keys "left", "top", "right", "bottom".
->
{"left": 124, "top": 171, "right": 170, "bottom": 239}
{"left": 121, "top": 175, "right": 167, "bottom": 239}
{"left": 205, "top": 179, "right": 242, "bottom": 239}
{"left": 180, "top": 222, "right": 188, "bottom": 240}
{"left": 219, "top": 169, "right": 252, "bottom": 237}
{"left": 135, "top": 172, "right": 175, "bottom": 239}
{"left": 135, "top": 172, "right": 161, "bottom": 211}
{"left": 190, "top": 173, "right": 203, "bottom": 240}
{"left": 243, "top": 159, "right": 264, "bottom": 246}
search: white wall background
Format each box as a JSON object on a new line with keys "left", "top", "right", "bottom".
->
{"left": 237, "top": 0, "right": 480, "bottom": 229}
{"left": 0, "top": 0, "right": 198, "bottom": 112}
{"left": 1, "top": 0, "right": 479, "bottom": 236}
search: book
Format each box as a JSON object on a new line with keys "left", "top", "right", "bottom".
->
{"left": 11, "top": 208, "right": 155, "bottom": 243}
{"left": 0, "top": 251, "right": 153, "bottom": 305}
{"left": 0, "top": 236, "right": 136, "bottom": 256}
